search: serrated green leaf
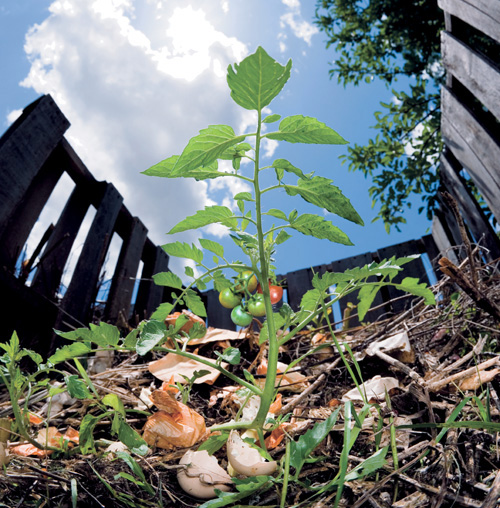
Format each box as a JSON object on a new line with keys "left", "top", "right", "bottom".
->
{"left": 161, "top": 242, "right": 203, "bottom": 263}
{"left": 265, "top": 208, "right": 288, "bottom": 221}
{"left": 136, "top": 320, "right": 166, "bottom": 356}
{"left": 227, "top": 46, "right": 292, "bottom": 111}
{"left": 184, "top": 289, "right": 207, "bottom": 317}
{"left": 79, "top": 414, "right": 99, "bottom": 454}
{"left": 216, "top": 347, "right": 241, "bottom": 365}
{"left": 21, "top": 349, "right": 43, "bottom": 365}
{"left": 102, "top": 393, "right": 125, "bottom": 417}
{"left": 290, "top": 214, "right": 353, "bottom": 245}
{"left": 117, "top": 418, "right": 148, "bottom": 456}
{"left": 275, "top": 230, "right": 292, "bottom": 245}
{"left": 284, "top": 176, "right": 364, "bottom": 225}
{"left": 88, "top": 322, "right": 121, "bottom": 347}
{"left": 197, "top": 432, "right": 229, "bottom": 454}
{"left": 266, "top": 115, "right": 348, "bottom": 144}
{"left": 271, "top": 158, "right": 309, "bottom": 180}
{"left": 65, "top": 375, "right": 94, "bottom": 400}
{"left": 263, "top": 114, "right": 281, "bottom": 123}
{"left": 300, "top": 288, "right": 322, "bottom": 312}
{"left": 234, "top": 192, "right": 254, "bottom": 201}
{"left": 172, "top": 125, "right": 246, "bottom": 175}
{"left": 168, "top": 206, "right": 237, "bottom": 234}
{"left": 259, "top": 313, "right": 286, "bottom": 344}
{"left": 394, "top": 277, "right": 435, "bottom": 305}
{"left": 357, "top": 284, "right": 381, "bottom": 321}
{"left": 142, "top": 155, "right": 229, "bottom": 180}
{"left": 48, "top": 343, "right": 91, "bottom": 365}
{"left": 152, "top": 270, "right": 183, "bottom": 289}
{"left": 150, "top": 302, "right": 174, "bottom": 321}
{"left": 212, "top": 271, "right": 233, "bottom": 292}
{"left": 184, "top": 265, "right": 194, "bottom": 278}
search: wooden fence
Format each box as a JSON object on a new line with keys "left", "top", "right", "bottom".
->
{"left": 1, "top": 0, "right": 499, "bottom": 347}
{"left": 0, "top": 95, "right": 170, "bottom": 356}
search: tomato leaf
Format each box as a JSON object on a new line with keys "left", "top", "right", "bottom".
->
{"left": 136, "top": 320, "right": 166, "bottom": 356}
{"left": 142, "top": 155, "right": 227, "bottom": 180}
{"left": 171, "top": 125, "right": 246, "bottom": 175}
{"left": 162, "top": 242, "right": 203, "bottom": 263}
{"left": 284, "top": 176, "right": 363, "bottom": 225}
{"left": 168, "top": 206, "right": 237, "bottom": 234}
{"left": 102, "top": 393, "right": 125, "bottom": 417}
{"left": 65, "top": 375, "right": 94, "bottom": 400}
{"left": 266, "top": 115, "right": 348, "bottom": 144}
{"left": 357, "top": 284, "right": 381, "bottom": 321}
{"left": 227, "top": 46, "right": 292, "bottom": 111}
{"left": 152, "top": 270, "right": 183, "bottom": 289}
{"left": 290, "top": 214, "right": 353, "bottom": 245}
{"left": 117, "top": 418, "right": 148, "bottom": 456}
{"left": 394, "top": 277, "right": 435, "bottom": 305}
{"left": 48, "top": 343, "right": 91, "bottom": 366}
{"left": 271, "top": 158, "right": 310, "bottom": 181}
{"left": 150, "top": 302, "right": 174, "bottom": 321}
{"left": 184, "top": 289, "right": 207, "bottom": 317}
{"left": 265, "top": 208, "right": 288, "bottom": 221}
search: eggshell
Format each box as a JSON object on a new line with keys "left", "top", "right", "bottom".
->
{"left": 177, "top": 449, "right": 232, "bottom": 499}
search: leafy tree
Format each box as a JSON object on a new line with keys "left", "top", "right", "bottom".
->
{"left": 315, "top": 0, "right": 445, "bottom": 232}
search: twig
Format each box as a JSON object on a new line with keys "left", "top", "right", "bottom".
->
{"left": 439, "top": 257, "right": 500, "bottom": 323}
{"left": 482, "top": 470, "right": 500, "bottom": 508}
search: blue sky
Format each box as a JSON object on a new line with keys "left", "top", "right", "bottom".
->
{"left": 0, "top": 0, "right": 432, "bottom": 285}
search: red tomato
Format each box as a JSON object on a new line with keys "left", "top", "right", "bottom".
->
{"left": 257, "top": 283, "right": 283, "bottom": 304}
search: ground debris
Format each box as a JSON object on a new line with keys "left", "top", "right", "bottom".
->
{"left": 1, "top": 255, "right": 500, "bottom": 507}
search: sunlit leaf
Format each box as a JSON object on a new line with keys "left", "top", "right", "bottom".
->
{"left": 227, "top": 46, "right": 292, "bottom": 111}
{"left": 284, "top": 176, "right": 363, "bottom": 225}
{"left": 168, "top": 206, "right": 237, "bottom": 234}
{"left": 48, "top": 343, "right": 91, "bottom": 366}
{"left": 152, "top": 270, "right": 183, "bottom": 289}
{"left": 161, "top": 242, "right": 204, "bottom": 263}
{"left": 266, "top": 115, "right": 348, "bottom": 144}
{"left": 290, "top": 214, "right": 353, "bottom": 244}
{"left": 136, "top": 320, "right": 166, "bottom": 356}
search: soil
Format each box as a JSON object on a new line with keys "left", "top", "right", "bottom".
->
{"left": 1, "top": 256, "right": 500, "bottom": 507}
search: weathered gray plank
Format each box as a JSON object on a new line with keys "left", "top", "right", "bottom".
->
{"left": 59, "top": 183, "right": 123, "bottom": 326}
{"left": 0, "top": 149, "right": 64, "bottom": 269}
{"left": 440, "top": 150, "right": 500, "bottom": 262}
{"left": 133, "top": 242, "right": 170, "bottom": 320}
{"left": 205, "top": 289, "right": 235, "bottom": 330}
{"left": 442, "top": 31, "right": 500, "bottom": 120}
{"left": 330, "top": 252, "right": 385, "bottom": 325}
{"left": 441, "top": 86, "right": 500, "bottom": 221}
{"left": 105, "top": 216, "right": 148, "bottom": 324}
{"left": 438, "top": 0, "right": 500, "bottom": 42}
{"left": 31, "top": 185, "right": 90, "bottom": 298}
{"left": 431, "top": 211, "right": 461, "bottom": 265}
{"left": 0, "top": 95, "right": 69, "bottom": 236}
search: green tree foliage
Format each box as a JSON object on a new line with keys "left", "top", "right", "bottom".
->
{"left": 315, "top": 0, "right": 445, "bottom": 231}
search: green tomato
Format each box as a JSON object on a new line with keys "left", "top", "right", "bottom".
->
{"left": 231, "top": 305, "right": 253, "bottom": 327}
{"left": 247, "top": 294, "right": 266, "bottom": 317}
{"left": 234, "top": 270, "right": 258, "bottom": 293}
{"left": 219, "top": 288, "right": 242, "bottom": 309}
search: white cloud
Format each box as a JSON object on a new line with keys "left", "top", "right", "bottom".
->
{"left": 279, "top": 0, "right": 318, "bottom": 46}
{"left": 19, "top": 0, "right": 251, "bottom": 278}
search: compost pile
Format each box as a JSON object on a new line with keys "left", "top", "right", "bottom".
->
{"left": 1, "top": 256, "right": 500, "bottom": 508}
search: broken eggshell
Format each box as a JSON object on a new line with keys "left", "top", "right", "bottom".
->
{"left": 177, "top": 449, "right": 232, "bottom": 499}
{"left": 226, "top": 430, "right": 277, "bottom": 477}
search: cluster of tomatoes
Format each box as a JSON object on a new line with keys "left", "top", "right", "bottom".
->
{"left": 218, "top": 271, "right": 284, "bottom": 326}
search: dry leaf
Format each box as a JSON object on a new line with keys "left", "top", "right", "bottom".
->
{"left": 149, "top": 353, "right": 227, "bottom": 385}
{"left": 342, "top": 375, "right": 399, "bottom": 403}
{"left": 165, "top": 310, "right": 206, "bottom": 335}
{"left": 187, "top": 327, "right": 246, "bottom": 346}
{"left": 265, "top": 424, "right": 286, "bottom": 450}
{"left": 257, "top": 359, "right": 309, "bottom": 392}
{"left": 458, "top": 368, "right": 500, "bottom": 390}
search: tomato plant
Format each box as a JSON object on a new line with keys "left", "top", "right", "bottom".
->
{"left": 230, "top": 305, "right": 253, "bottom": 326}
{"left": 218, "top": 288, "right": 242, "bottom": 309}
{"left": 138, "top": 46, "right": 435, "bottom": 442}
